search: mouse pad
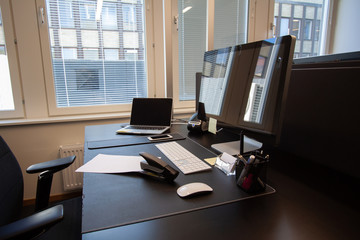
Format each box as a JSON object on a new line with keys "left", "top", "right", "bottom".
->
{"left": 82, "top": 138, "right": 275, "bottom": 233}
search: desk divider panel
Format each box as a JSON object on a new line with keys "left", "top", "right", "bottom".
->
{"left": 82, "top": 137, "right": 275, "bottom": 233}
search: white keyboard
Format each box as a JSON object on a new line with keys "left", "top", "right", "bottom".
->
{"left": 155, "top": 141, "right": 211, "bottom": 174}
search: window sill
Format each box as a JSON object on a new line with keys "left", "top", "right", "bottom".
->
{"left": 0, "top": 107, "right": 195, "bottom": 127}
{"left": 0, "top": 112, "right": 131, "bottom": 127}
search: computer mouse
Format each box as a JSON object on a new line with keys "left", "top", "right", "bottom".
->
{"left": 177, "top": 182, "right": 213, "bottom": 198}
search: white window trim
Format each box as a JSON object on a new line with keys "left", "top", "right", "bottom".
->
{"left": 151, "top": 0, "right": 166, "bottom": 98}
{"left": 36, "top": 0, "right": 158, "bottom": 116}
{"left": 0, "top": 0, "right": 24, "bottom": 119}
{"left": 170, "top": 0, "right": 192, "bottom": 109}
{"left": 248, "top": 0, "right": 274, "bottom": 42}
{"left": 320, "top": 0, "right": 333, "bottom": 55}
{"left": 168, "top": 0, "right": 207, "bottom": 110}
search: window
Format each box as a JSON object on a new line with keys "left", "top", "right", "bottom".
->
{"left": 274, "top": 0, "right": 329, "bottom": 58}
{"left": 279, "top": 18, "right": 289, "bottom": 35}
{"left": 174, "top": 0, "right": 248, "bottom": 106}
{"left": 0, "top": 9, "right": 13, "bottom": 111}
{"left": 40, "top": 0, "right": 149, "bottom": 115}
{"left": 291, "top": 19, "right": 301, "bottom": 39}
{"left": 213, "top": 0, "right": 248, "bottom": 49}
{"left": 102, "top": 3, "right": 117, "bottom": 30}
{"left": 123, "top": 4, "right": 136, "bottom": 31}
{"left": 304, "top": 20, "right": 312, "bottom": 40}
{"left": 3, "top": 0, "right": 337, "bottom": 121}
{"left": 0, "top": 0, "right": 23, "bottom": 119}
{"left": 59, "top": 0, "right": 75, "bottom": 28}
{"left": 177, "top": 0, "right": 207, "bottom": 102}
{"left": 104, "top": 48, "right": 118, "bottom": 60}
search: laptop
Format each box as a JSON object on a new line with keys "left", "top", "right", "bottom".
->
{"left": 116, "top": 98, "right": 173, "bottom": 135}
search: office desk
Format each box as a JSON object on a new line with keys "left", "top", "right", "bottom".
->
{"left": 82, "top": 123, "right": 360, "bottom": 240}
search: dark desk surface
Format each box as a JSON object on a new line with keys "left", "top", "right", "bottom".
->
{"left": 82, "top": 123, "right": 360, "bottom": 240}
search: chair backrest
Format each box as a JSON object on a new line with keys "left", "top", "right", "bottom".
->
{"left": 0, "top": 136, "right": 24, "bottom": 226}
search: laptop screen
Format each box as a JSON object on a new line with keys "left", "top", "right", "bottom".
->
{"left": 130, "top": 98, "right": 173, "bottom": 126}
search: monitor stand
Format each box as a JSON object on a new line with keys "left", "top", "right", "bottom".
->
{"left": 211, "top": 135, "right": 262, "bottom": 155}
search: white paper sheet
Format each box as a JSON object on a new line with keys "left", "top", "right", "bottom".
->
{"left": 76, "top": 154, "right": 143, "bottom": 173}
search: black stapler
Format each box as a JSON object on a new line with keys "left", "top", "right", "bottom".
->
{"left": 139, "top": 152, "right": 179, "bottom": 182}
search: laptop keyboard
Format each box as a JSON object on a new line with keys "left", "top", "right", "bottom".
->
{"left": 127, "top": 126, "right": 165, "bottom": 130}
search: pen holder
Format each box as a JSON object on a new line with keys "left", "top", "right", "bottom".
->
{"left": 235, "top": 153, "right": 269, "bottom": 193}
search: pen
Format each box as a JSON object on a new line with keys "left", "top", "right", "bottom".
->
{"left": 237, "top": 155, "right": 256, "bottom": 186}
{"left": 237, "top": 154, "right": 247, "bottom": 165}
{"left": 247, "top": 155, "right": 255, "bottom": 164}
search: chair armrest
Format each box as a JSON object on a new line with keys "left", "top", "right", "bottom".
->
{"left": 0, "top": 205, "right": 64, "bottom": 240}
{"left": 26, "top": 156, "right": 76, "bottom": 174}
{"left": 26, "top": 156, "right": 76, "bottom": 211}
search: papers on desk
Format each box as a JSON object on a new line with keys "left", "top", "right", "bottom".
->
{"left": 76, "top": 154, "right": 143, "bottom": 173}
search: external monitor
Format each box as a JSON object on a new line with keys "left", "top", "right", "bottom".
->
{"left": 198, "top": 35, "right": 296, "bottom": 154}
{"left": 199, "top": 46, "right": 233, "bottom": 116}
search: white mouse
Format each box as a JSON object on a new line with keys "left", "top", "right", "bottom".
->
{"left": 177, "top": 182, "right": 213, "bottom": 198}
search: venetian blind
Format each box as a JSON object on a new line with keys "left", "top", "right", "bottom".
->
{"left": 177, "top": 0, "right": 248, "bottom": 102}
{"left": 177, "top": 0, "right": 207, "bottom": 101}
{"left": 213, "top": 0, "right": 248, "bottom": 49}
{"left": 45, "top": 0, "right": 147, "bottom": 108}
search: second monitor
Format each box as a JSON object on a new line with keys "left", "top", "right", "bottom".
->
{"left": 199, "top": 35, "right": 296, "bottom": 154}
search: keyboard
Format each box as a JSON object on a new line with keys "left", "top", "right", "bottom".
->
{"left": 127, "top": 126, "right": 165, "bottom": 130}
{"left": 155, "top": 141, "right": 212, "bottom": 174}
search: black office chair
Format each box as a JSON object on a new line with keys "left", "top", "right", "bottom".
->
{"left": 0, "top": 135, "right": 81, "bottom": 240}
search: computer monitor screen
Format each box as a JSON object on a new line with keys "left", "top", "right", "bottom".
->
{"left": 243, "top": 38, "right": 281, "bottom": 125}
{"left": 199, "top": 35, "right": 295, "bottom": 137}
{"left": 199, "top": 47, "right": 233, "bottom": 116}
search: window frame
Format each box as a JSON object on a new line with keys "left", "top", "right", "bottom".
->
{"left": 36, "top": 0, "right": 157, "bottom": 116}
{"left": 169, "top": 0, "right": 216, "bottom": 110}
{"left": 0, "top": 0, "right": 24, "bottom": 120}
{"left": 170, "top": 0, "right": 195, "bottom": 110}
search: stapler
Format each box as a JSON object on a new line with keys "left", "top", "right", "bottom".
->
{"left": 139, "top": 152, "right": 179, "bottom": 182}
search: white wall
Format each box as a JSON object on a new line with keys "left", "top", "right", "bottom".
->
{"left": 0, "top": 119, "right": 126, "bottom": 200}
{"left": 0, "top": 113, "right": 191, "bottom": 200}
{"left": 330, "top": 0, "right": 360, "bottom": 53}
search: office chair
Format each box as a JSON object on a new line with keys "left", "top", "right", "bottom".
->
{"left": 0, "top": 135, "right": 81, "bottom": 240}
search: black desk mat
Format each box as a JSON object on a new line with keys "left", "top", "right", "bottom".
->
{"left": 87, "top": 133, "right": 186, "bottom": 149}
{"left": 82, "top": 138, "right": 275, "bottom": 233}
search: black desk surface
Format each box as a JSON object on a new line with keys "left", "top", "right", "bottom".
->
{"left": 82, "top": 123, "right": 360, "bottom": 240}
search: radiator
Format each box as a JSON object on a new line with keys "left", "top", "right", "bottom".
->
{"left": 59, "top": 144, "right": 84, "bottom": 191}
